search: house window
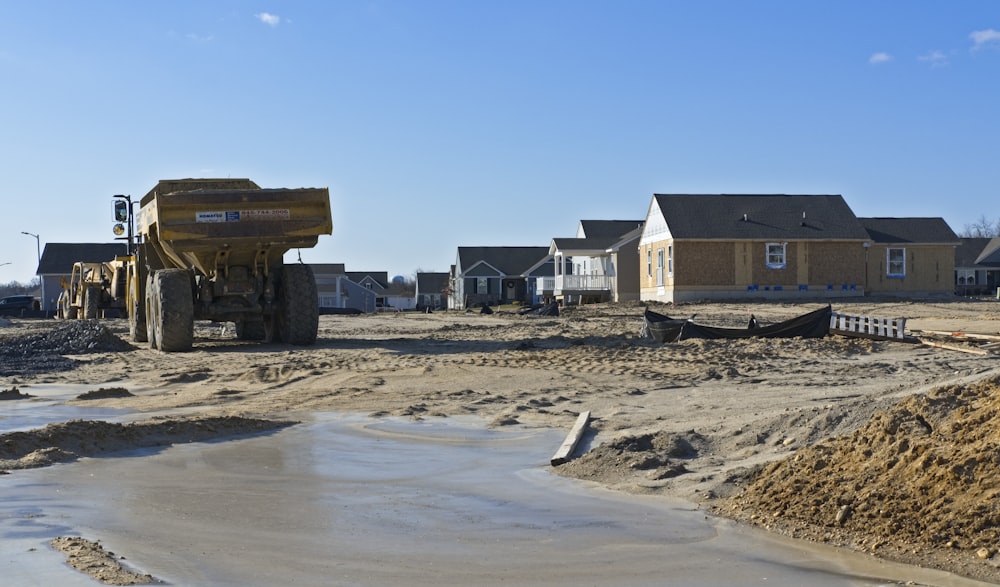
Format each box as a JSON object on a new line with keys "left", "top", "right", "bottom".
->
{"left": 667, "top": 245, "right": 673, "bottom": 278}
{"left": 477, "top": 277, "right": 488, "bottom": 293}
{"left": 646, "top": 248, "right": 652, "bottom": 277}
{"left": 656, "top": 248, "right": 664, "bottom": 286}
{"left": 956, "top": 270, "right": 975, "bottom": 285}
{"left": 766, "top": 243, "right": 786, "bottom": 269}
{"left": 887, "top": 248, "right": 906, "bottom": 278}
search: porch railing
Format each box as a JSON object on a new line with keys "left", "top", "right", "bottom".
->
{"left": 555, "top": 274, "right": 611, "bottom": 293}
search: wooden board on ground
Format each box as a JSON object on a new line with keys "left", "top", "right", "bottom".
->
{"left": 551, "top": 411, "right": 590, "bottom": 466}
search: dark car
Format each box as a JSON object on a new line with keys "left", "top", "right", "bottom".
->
{"left": 0, "top": 295, "right": 38, "bottom": 316}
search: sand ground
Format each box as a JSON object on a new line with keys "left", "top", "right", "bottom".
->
{"left": 3, "top": 298, "right": 1000, "bottom": 583}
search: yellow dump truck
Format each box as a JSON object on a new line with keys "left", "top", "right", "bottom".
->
{"left": 114, "top": 178, "right": 332, "bottom": 351}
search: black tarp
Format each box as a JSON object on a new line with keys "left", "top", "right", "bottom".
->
{"left": 643, "top": 305, "right": 831, "bottom": 343}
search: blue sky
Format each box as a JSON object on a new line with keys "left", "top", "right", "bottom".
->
{"left": 1, "top": 1, "right": 998, "bottom": 286}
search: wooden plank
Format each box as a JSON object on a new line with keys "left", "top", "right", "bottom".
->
{"left": 918, "top": 338, "right": 990, "bottom": 355}
{"left": 914, "top": 330, "right": 1000, "bottom": 341}
{"left": 550, "top": 411, "right": 591, "bottom": 466}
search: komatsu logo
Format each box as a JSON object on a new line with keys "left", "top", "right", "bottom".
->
{"left": 196, "top": 210, "right": 290, "bottom": 222}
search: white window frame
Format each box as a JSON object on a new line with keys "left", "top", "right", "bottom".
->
{"left": 667, "top": 245, "right": 673, "bottom": 278}
{"left": 646, "top": 248, "right": 652, "bottom": 277}
{"left": 477, "top": 277, "right": 488, "bottom": 293}
{"left": 887, "top": 248, "right": 906, "bottom": 278}
{"left": 766, "top": 242, "right": 786, "bottom": 269}
{"left": 656, "top": 248, "right": 665, "bottom": 286}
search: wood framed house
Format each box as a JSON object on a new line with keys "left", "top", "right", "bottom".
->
{"left": 859, "top": 217, "right": 960, "bottom": 297}
{"left": 549, "top": 220, "right": 644, "bottom": 304}
{"left": 449, "top": 246, "right": 551, "bottom": 310}
{"left": 639, "top": 194, "right": 871, "bottom": 303}
{"left": 955, "top": 237, "right": 1000, "bottom": 297}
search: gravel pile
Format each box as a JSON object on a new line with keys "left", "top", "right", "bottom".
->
{"left": 0, "top": 321, "right": 133, "bottom": 376}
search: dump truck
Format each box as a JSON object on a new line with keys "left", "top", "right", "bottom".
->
{"left": 57, "top": 259, "right": 128, "bottom": 319}
{"left": 114, "top": 178, "right": 332, "bottom": 351}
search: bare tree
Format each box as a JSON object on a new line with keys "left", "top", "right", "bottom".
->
{"left": 960, "top": 215, "right": 1000, "bottom": 238}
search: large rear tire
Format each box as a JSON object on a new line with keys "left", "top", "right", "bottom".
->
{"left": 275, "top": 264, "right": 319, "bottom": 345}
{"left": 149, "top": 269, "right": 194, "bottom": 352}
{"left": 83, "top": 286, "right": 100, "bottom": 319}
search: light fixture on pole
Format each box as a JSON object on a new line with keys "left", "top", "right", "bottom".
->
{"left": 21, "top": 231, "right": 40, "bottom": 263}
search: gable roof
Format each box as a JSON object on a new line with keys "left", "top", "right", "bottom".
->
{"left": 416, "top": 272, "right": 449, "bottom": 295}
{"left": 955, "top": 238, "right": 993, "bottom": 268}
{"left": 974, "top": 237, "right": 1000, "bottom": 267}
{"left": 345, "top": 271, "right": 389, "bottom": 289}
{"left": 579, "top": 220, "right": 645, "bottom": 239}
{"left": 36, "top": 243, "right": 129, "bottom": 275}
{"left": 457, "top": 246, "right": 550, "bottom": 276}
{"left": 858, "top": 217, "right": 959, "bottom": 244}
{"left": 651, "top": 194, "right": 870, "bottom": 240}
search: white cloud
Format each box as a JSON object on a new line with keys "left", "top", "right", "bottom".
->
{"left": 970, "top": 28, "right": 1000, "bottom": 50}
{"left": 868, "top": 52, "right": 892, "bottom": 65}
{"left": 918, "top": 50, "right": 948, "bottom": 67}
{"left": 256, "top": 12, "right": 281, "bottom": 27}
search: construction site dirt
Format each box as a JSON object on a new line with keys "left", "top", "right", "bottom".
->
{"left": 2, "top": 299, "right": 1000, "bottom": 585}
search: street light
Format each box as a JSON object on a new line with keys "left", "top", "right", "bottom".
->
{"left": 21, "top": 231, "right": 40, "bottom": 264}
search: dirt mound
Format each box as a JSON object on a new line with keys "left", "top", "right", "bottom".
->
{"left": 0, "top": 386, "right": 32, "bottom": 400}
{"left": 718, "top": 375, "right": 1000, "bottom": 582}
{"left": 0, "top": 416, "right": 296, "bottom": 471}
{"left": 555, "top": 429, "right": 707, "bottom": 486}
{"left": 76, "top": 387, "right": 134, "bottom": 400}
{"left": 0, "top": 320, "right": 134, "bottom": 376}
{"left": 50, "top": 536, "right": 157, "bottom": 585}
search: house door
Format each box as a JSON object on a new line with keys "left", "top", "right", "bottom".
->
{"left": 505, "top": 280, "right": 516, "bottom": 301}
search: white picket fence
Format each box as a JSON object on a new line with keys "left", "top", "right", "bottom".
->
{"left": 830, "top": 312, "right": 908, "bottom": 340}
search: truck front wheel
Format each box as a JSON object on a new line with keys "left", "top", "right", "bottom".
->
{"left": 130, "top": 289, "right": 148, "bottom": 342}
{"left": 83, "top": 286, "right": 101, "bottom": 319}
{"left": 148, "top": 269, "right": 194, "bottom": 352}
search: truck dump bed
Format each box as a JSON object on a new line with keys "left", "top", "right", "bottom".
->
{"left": 138, "top": 179, "right": 332, "bottom": 276}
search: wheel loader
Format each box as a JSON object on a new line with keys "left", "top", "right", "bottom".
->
{"left": 113, "top": 178, "right": 332, "bottom": 351}
{"left": 57, "top": 259, "right": 128, "bottom": 319}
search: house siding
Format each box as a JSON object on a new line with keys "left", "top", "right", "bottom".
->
{"left": 676, "top": 241, "right": 735, "bottom": 285}
{"left": 866, "top": 244, "right": 955, "bottom": 296}
{"left": 611, "top": 247, "right": 640, "bottom": 302}
{"left": 639, "top": 238, "right": 868, "bottom": 303}
{"left": 808, "top": 242, "right": 866, "bottom": 289}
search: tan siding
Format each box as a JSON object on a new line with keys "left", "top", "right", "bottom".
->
{"left": 675, "top": 241, "right": 734, "bottom": 285}
{"left": 749, "top": 242, "right": 797, "bottom": 286}
{"left": 866, "top": 244, "right": 956, "bottom": 294}
{"left": 807, "top": 242, "right": 866, "bottom": 287}
{"left": 734, "top": 242, "right": 751, "bottom": 284}
{"left": 796, "top": 243, "right": 808, "bottom": 284}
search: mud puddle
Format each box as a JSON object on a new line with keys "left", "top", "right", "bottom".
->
{"left": 0, "top": 414, "right": 993, "bottom": 586}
